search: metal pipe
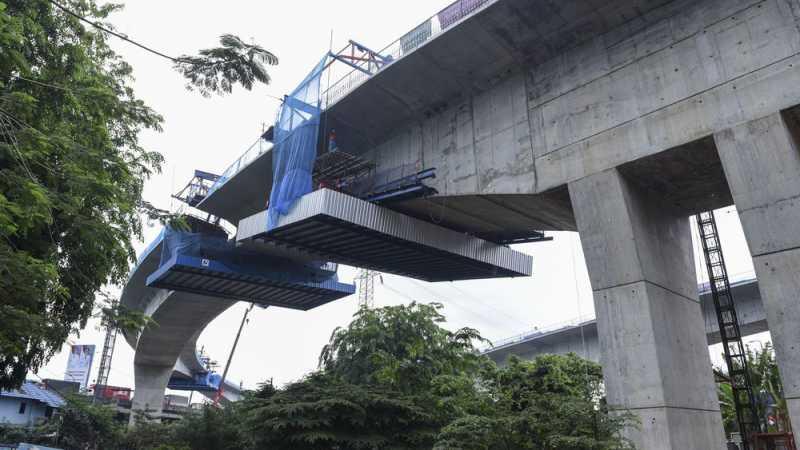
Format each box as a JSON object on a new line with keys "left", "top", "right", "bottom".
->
{"left": 214, "top": 303, "right": 256, "bottom": 405}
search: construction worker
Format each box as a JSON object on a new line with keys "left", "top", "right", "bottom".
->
{"left": 328, "top": 129, "right": 338, "bottom": 152}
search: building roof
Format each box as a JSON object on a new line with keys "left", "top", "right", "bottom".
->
{"left": 0, "top": 381, "right": 66, "bottom": 408}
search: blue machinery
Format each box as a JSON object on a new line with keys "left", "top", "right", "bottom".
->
{"left": 146, "top": 229, "right": 354, "bottom": 311}
{"left": 168, "top": 371, "right": 221, "bottom": 393}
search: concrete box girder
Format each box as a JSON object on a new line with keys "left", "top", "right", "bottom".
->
{"left": 324, "top": 0, "right": 676, "bottom": 156}
{"left": 339, "top": 0, "right": 800, "bottom": 240}
{"left": 195, "top": 147, "right": 273, "bottom": 224}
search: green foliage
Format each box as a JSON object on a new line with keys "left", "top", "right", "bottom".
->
{"left": 718, "top": 382, "right": 738, "bottom": 433}
{"left": 169, "top": 405, "right": 246, "bottom": 450}
{"left": 176, "top": 34, "right": 278, "bottom": 97}
{"left": 242, "top": 373, "right": 439, "bottom": 450}
{"left": 0, "top": 0, "right": 164, "bottom": 390}
{"left": 49, "top": 395, "right": 123, "bottom": 450}
{"left": 242, "top": 303, "right": 632, "bottom": 450}
{"left": 96, "top": 292, "right": 155, "bottom": 335}
{"left": 435, "top": 355, "right": 636, "bottom": 450}
{"left": 320, "top": 302, "right": 487, "bottom": 393}
{"left": 2, "top": 304, "right": 632, "bottom": 450}
{"left": 718, "top": 342, "right": 790, "bottom": 434}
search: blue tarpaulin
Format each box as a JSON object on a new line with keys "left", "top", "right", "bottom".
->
{"left": 267, "top": 55, "right": 329, "bottom": 230}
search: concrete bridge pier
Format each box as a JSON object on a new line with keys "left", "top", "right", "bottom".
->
{"left": 569, "top": 169, "right": 726, "bottom": 449}
{"left": 715, "top": 111, "right": 800, "bottom": 429}
{"left": 130, "top": 363, "right": 173, "bottom": 424}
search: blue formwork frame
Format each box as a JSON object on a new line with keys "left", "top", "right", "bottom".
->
{"left": 146, "top": 253, "right": 354, "bottom": 311}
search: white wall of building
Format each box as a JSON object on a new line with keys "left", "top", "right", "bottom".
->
{"left": 0, "top": 398, "right": 48, "bottom": 426}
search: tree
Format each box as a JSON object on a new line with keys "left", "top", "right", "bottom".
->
{"left": 718, "top": 342, "right": 790, "bottom": 434}
{"left": 50, "top": 395, "right": 124, "bottom": 450}
{"left": 319, "top": 302, "right": 487, "bottom": 394}
{"left": 0, "top": 0, "right": 277, "bottom": 390}
{"left": 243, "top": 303, "right": 633, "bottom": 450}
{"left": 168, "top": 405, "right": 246, "bottom": 450}
{"left": 242, "top": 303, "right": 488, "bottom": 449}
{"left": 435, "top": 355, "right": 636, "bottom": 450}
{"left": 0, "top": 0, "right": 166, "bottom": 390}
{"left": 243, "top": 374, "right": 439, "bottom": 450}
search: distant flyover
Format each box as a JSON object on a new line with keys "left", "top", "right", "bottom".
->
{"left": 485, "top": 277, "right": 766, "bottom": 365}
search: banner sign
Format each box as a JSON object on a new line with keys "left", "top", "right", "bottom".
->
{"left": 64, "top": 344, "right": 95, "bottom": 390}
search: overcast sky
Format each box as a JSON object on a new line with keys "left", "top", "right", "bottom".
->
{"left": 36, "top": 0, "right": 767, "bottom": 396}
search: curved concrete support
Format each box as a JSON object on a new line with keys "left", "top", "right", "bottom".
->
{"left": 130, "top": 364, "right": 173, "bottom": 422}
{"left": 127, "top": 288, "right": 237, "bottom": 422}
{"left": 122, "top": 231, "right": 242, "bottom": 422}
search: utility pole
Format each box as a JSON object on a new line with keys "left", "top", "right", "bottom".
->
{"left": 94, "top": 299, "right": 118, "bottom": 403}
{"left": 214, "top": 303, "right": 255, "bottom": 405}
{"left": 356, "top": 269, "right": 379, "bottom": 309}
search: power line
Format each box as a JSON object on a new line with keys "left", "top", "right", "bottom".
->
{"left": 445, "top": 283, "right": 529, "bottom": 329}
{"left": 570, "top": 235, "right": 589, "bottom": 360}
{"left": 10, "top": 71, "right": 285, "bottom": 103}
{"left": 44, "top": 1, "right": 285, "bottom": 102}
{"left": 402, "top": 278, "right": 512, "bottom": 330}
{"left": 47, "top": 0, "right": 179, "bottom": 63}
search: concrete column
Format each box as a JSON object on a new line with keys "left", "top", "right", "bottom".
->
{"left": 130, "top": 363, "right": 173, "bottom": 425}
{"left": 715, "top": 111, "right": 800, "bottom": 428}
{"left": 569, "top": 169, "right": 726, "bottom": 449}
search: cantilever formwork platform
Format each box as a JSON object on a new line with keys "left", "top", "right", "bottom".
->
{"left": 237, "top": 189, "right": 532, "bottom": 282}
{"left": 146, "top": 254, "right": 355, "bottom": 311}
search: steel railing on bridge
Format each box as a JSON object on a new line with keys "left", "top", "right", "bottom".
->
{"left": 206, "top": 136, "right": 273, "bottom": 198}
{"left": 203, "top": 0, "right": 494, "bottom": 202}
{"left": 321, "top": 0, "right": 495, "bottom": 109}
{"left": 486, "top": 314, "right": 597, "bottom": 352}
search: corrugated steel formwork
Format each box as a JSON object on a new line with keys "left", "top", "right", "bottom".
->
{"left": 238, "top": 189, "right": 532, "bottom": 282}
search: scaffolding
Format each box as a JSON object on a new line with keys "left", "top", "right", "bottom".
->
{"left": 94, "top": 299, "right": 118, "bottom": 403}
{"left": 356, "top": 269, "right": 380, "bottom": 309}
{"left": 697, "top": 210, "right": 761, "bottom": 447}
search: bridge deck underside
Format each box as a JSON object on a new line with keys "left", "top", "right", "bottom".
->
{"left": 270, "top": 216, "right": 523, "bottom": 281}
{"left": 146, "top": 256, "right": 354, "bottom": 311}
{"left": 238, "top": 189, "right": 533, "bottom": 282}
{"left": 195, "top": 150, "right": 273, "bottom": 224}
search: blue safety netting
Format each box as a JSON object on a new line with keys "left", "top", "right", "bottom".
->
{"left": 267, "top": 55, "right": 330, "bottom": 230}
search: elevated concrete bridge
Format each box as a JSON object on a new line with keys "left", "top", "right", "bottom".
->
{"left": 485, "top": 276, "right": 767, "bottom": 365}
{"left": 303, "top": 1, "right": 800, "bottom": 447}
{"left": 127, "top": 0, "right": 800, "bottom": 446}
